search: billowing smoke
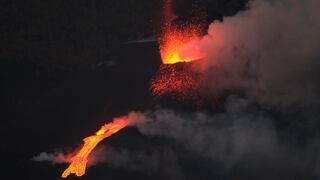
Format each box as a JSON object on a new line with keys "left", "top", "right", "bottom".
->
{"left": 96, "top": 0, "right": 320, "bottom": 179}
{"left": 102, "top": 97, "right": 320, "bottom": 179}
{"left": 182, "top": 0, "right": 320, "bottom": 111}
{"left": 102, "top": 145, "right": 183, "bottom": 179}
{"left": 31, "top": 113, "right": 144, "bottom": 167}
{"left": 32, "top": 0, "right": 320, "bottom": 179}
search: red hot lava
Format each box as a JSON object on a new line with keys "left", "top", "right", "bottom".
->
{"left": 152, "top": 0, "right": 206, "bottom": 101}
{"left": 57, "top": 1, "right": 208, "bottom": 178}
{"left": 159, "top": 0, "right": 205, "bottom": 64}
{"left": 62, "top": 119, "right": 129, "bottom": 178}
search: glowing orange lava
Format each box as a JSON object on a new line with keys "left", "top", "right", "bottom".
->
{"left": 160, "top": 0, "right": 205, "bottom": 64}
{"left": 160, "top": 26, "right": 204, "bottom": 64}
{"left": 60, "top": 1, "right": 207, "bottom": 178}
{"left": 151, "top": 0, "right": 206, "bottom": 100}
{"left": 61, "top": 119, "right": 128, "bottom": 178}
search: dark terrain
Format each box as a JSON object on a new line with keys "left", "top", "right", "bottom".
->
{"left": 1, "top": 1, "right": 249, "bottom": 179}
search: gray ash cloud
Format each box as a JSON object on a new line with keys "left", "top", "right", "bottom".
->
{"left": 98, "top": 0, "right": 320, "bottom": 179}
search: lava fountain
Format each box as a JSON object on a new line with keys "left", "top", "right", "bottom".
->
{"left": 61, "top": 119, "right": 128, "bottom": 178}
{"left": 151, "top": 0, "right": 206, "bottom": 101}
{"left": 59, "top": 0, "right": 207, "bottom": 178}
{"left": 159, "top": 0, "right": 205, "bottom": 64}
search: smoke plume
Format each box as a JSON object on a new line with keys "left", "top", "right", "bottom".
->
{"left": 100, "top": 0, "right": 320, "bottom": 179}
{"left": 182, "top": 0, "right": 320, "bottom": 111}
{"left": 31, "top": 146, "right": 111, "bottom": 168}
{"left": 103, "top": 96, "right": 320, "bottom": 179}
{"left": 31, "top": 113, "right": 144, "bottom": 167}
{"left": 32, "top": 0, "right": 320, "bottom": 179}
{"left": 31, "top": 152, "right": 71, "bottom": 164}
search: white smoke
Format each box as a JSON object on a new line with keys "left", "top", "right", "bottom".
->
{"left": 30, "top": 113, "right": 144, "bottom": 165}
{"left": 109, "top": 97, "right": 320, "bottom": 179}
{"left": 31, "top": 151, "right": 70, "bottom": 164}
{"left": 32, "top": 1, "right": 320, "bottom": 179}
{"left": 182, "top": 0, "right": 320, "bottom": 111}
{"left": 31, "top": 146, "right": 109, "bottom": 167}
{"left": 102, "top": 1, "right": 320, "bottom": 178}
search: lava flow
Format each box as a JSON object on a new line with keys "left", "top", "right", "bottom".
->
{"left": 61, "top": 119, "right": 128, "bottom": 178}
{"left": 61, "top": 1, "right": 207, "bottom": 178}
{"left": 159, "top": 0, "right": 205, "bottom": 64}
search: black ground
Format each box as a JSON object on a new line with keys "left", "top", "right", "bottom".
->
{"left": 1, "top": 1, "right": 250, "bottom": 179}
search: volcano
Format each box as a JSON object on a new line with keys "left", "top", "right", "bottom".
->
{"left": 4, "top": 0, "right": 320, "bottom": 180}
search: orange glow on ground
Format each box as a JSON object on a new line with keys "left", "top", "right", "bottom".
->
{"left": 152, "top": 0, "right": 206, "bottom": 100}
{"left": 151, "top": 64, "right": 204, "bottom": 102}
{"left": 61, "top": 119, "right": 128, "bottom": 178}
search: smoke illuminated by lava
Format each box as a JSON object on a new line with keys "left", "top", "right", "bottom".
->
{"left": 159, "top": 25, "right": 204, "bottom": 64}
{"left": 159, "top": 0, "right": 205, "bottom": 64}
{"left": 61, "top": 119, "right": 129, "bottom": 178}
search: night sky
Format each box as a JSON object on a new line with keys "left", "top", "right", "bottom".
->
{"left": 2, "top": 0, "right": 320, "bottom": 180}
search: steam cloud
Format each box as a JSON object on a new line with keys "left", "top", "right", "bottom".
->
{"left": 103, "top": 97, "right": 320, "bottom": 179}
{"left": 101, "top": 0, "right": 320, "bottom": 179}
{"left": 31, "top": 152, "right": 70, "bottom": 164}
{"left": 33, "top": 0, "right": 320, "bottom": 179}
{"left": 184, "top": 0, "right": 320, "bottom": 111}
{"left": 32, "top": 146, "right": 110, "bottom": 167}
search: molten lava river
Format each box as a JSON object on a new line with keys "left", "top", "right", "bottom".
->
{"left": 62, "top": 119, "right": 128, "bottom": 178}
{"left": 60, "top": 0, "right": 206, "bottom": 178}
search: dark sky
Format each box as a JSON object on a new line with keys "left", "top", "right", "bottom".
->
{"left": 4, "top": 0, "right": 320, "bottom": 180}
